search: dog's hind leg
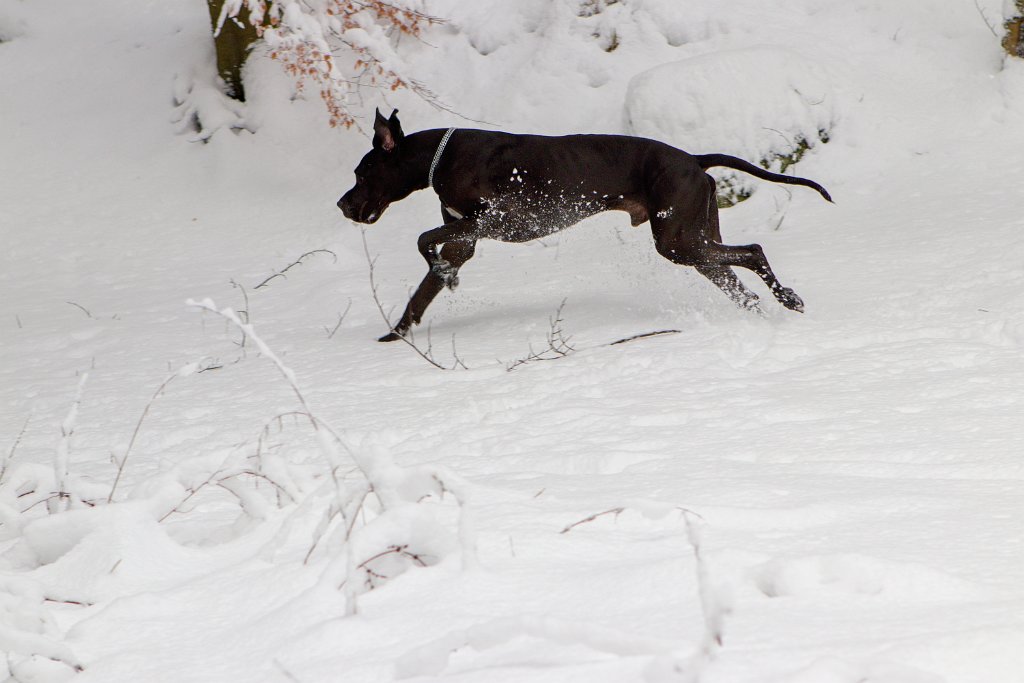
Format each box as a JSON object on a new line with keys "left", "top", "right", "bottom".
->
{"left": 694, "top": 265, "right": 761, "bottom": 311}
{"left": 706, "top": 242, "right": 803, "bottom": 312}
{"left": 693, "top": 176, "right": 762, "bottom": 311}
{"left": 652, "top": 176, "right": 803, "bottom": 312}
{"left": 662, "top": 237, "right": 804, "bottom": 312}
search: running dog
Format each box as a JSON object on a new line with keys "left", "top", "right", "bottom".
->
{"left": 338, "top": 109, "right": 831, "bottom": 341}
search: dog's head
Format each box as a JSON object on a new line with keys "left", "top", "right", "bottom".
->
{"left": 337, "top": 108, "right": 415, "bottom": 224}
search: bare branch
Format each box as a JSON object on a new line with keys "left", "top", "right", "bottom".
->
{"left": 65, "top": 301, "right": 94, "bottom": 319}
{"left": 52, "top": 374, "right": 88, "bottom": 514}
{"left": 1, "top": 414, "right": 30, "bottom": 485}
{"left": 230, "top": 279, "right": 251, "bottom": 323}
{"left": 254, "top": 249, "right": 338, "bottom": 290}
{"left": 608, "top": 329, "right": 681, "bottom": 346}
{"left": 219, "top": 469, "right": 296, "bottom": 502}
{"left": 359, "top": 228, "right": 451, "bottom": 370}
{"left": 973, "top": 0, "right": 999, "bottom": 37}
{"left": 506, "top": 299, "right": 575, "bottom": 371}
{"left": 324, "top": 299, "right": 353, "bottom": 339}
{"left": 109, "top": 363, "right": 201, "bottom": 503}
{"left": 450, "top": 334, "right": 468, "bottom": 370}
{"left": 559, "top": 507, "right": 625, "bottom": 534}
{"left": 157, "top": 469, "right": 223, "bottom": 522}
{"left": 338, "top": 544, "right": 431, "bottom": 590}
{"left": 229, "top": 279, "right": 251, "bottom": 349}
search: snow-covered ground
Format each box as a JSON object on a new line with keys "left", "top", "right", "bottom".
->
{"left": 2, "top": 1, "right": 1024, "bottom": 681}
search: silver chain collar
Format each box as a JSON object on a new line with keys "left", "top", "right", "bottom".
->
{"left": 428, "top": 128, "right": 456, "bottom": 189}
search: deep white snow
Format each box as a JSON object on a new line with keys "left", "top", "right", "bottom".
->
{"left": 2, "top": 1, "right": 1023, "bottom": 682}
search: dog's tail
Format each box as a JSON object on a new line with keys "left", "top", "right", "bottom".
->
{"left": 697, "top": 153, "right": 833, "bottom": 203}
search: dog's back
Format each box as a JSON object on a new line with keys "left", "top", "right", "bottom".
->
{"left": 433, "top": 130, "right": 703, "bottom": 239}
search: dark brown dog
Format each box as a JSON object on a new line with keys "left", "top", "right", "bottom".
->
{"left": 339, "top": 109, "right": 831, "bottom": 342}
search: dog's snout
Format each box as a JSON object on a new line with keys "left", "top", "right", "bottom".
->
{"left": 338, "top": 194, "right": 355, "bottom": 219}
{"left": 337, "top": 190, "right": 382, "bottom": 224}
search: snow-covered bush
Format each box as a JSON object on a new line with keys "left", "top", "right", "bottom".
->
{"left": 0, "top": 300, "right": 476, "bottom": 675}
{"left": 172, "top": 63, "right": 249, "bottom": 141}
{"left": 210, "top": 0, "right": 437, "bottom": 129}
{"left": 625, "top": 47, "right": 836, "bottom": 205}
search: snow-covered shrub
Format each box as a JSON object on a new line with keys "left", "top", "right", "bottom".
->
{"left": 0, "top": 575, "right": 82, "bottom": 678}
{"left": 172, "top": 64, "right": 249, "bottom": 141}
{"left": 182, "top": 299, "right": 477, "bottom": 616}
{"left": 0, "top": 300, "right": 476, "bottom": 675}
{"left": 625, "top": 47, "right": 836, "bottom": 206}
{"left": 211, "top": 0, "right": 438, "bottom": 129}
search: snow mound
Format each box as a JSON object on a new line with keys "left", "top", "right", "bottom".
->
{"left": 782, "top": 656, "right": 945, "bottom": 683}
{"left": 751, "top": 554, "right": 990, "bottom": 602}
{"left": 624, "top": 47, "right": 836, "bottom": 197}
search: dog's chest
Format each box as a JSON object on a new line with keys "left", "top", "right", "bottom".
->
{"left": 443, "top": 205, "right": 464, "bottom": 220}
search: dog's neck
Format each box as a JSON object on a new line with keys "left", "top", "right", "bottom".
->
{"left": 405, "top": 129, "right": 452, "bottom": 192}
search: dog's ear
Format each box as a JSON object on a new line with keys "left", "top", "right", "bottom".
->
{"left": 388, "top": 109, "right": 405, "bottom": 145}
{"left": 372, "top": 107, "right": 402, "bottom": 152}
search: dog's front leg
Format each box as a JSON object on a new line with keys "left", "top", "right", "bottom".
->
{"left": 380, "top": 225, "right": 478, "bottom": 342}
{"left": 381, "top": 240, "right": 478, "bottom": 342}
{"left": 417, "top": 220, "right": 478, "bottom": 290}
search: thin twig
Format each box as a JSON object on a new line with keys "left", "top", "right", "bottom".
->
{"left": 405, "top": 78, "right": 497, "bottom": 126}
{"left": 255, "top": 410, "right": 311, "bottom": 463}
{"left": 305, "top": 480, "right": 372, "bottom": 564}
{"left": 338, "top": 544, "right": 430, "bottom": 590}
{"left": 254, "top": 249, "right": 338, "bottom": 290}
{"left": 230, "top": 279, "right": 251, "bottom": 323}
{"left": 108, "top": 369, "right": 188, "bottom": 503}
{"left": 359, "top": 228, "right": 448, "bottom": 370}
{"left": 324, "top": 299, "right": 352, "bottom": 339}
{"left": 304, "top": 504, "right": 342, "bottom": 565}
{"left": 157, "top": 470, "right": 222, "bottom": 522}
{"left": 772, "top": 188, "right": 793, "bottom": 232}
{"left": 450, "top": 334, "right": 468, "bottom": 370}
{"left": 188, "top": 299, "right": 364, "bottom": 480}
{"left": 229, "top": 279, "right": 250, "bottom": 348}
{"left": 506, "top": 299, "right": 575, "bottom": 371}
{"left": 44, "top": 598, "right": 93, "bottom": 607}
{"left": 52, "top": 374, "right": 88, "bottom": 514}
{"left": 66, "top": 301, "right": 94, "bottom": 319}
{"left": 560, "top": 507, "right": 626, "bottom": 534}
{"left": 608, "top": 329, "right": 681, "bottom": 346}
{"left": 973, "top": 0, "right": 999, "bottom": 36}
{"left": 221, "top": 469, "right": 295, "bottom": 501}
{"left": 1, "top": 414, "right": 30, "bottom": 484}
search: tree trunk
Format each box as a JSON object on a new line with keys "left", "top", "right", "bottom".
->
{"left": 207, "top": 1, "right": 261, "bottom": 101}
{"left": 1005, "top": 1, "right": 1024, "bottom": 59}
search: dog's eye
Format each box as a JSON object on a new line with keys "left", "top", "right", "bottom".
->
{"left": 356, "top": 175, "right": 365, "bottom": 186}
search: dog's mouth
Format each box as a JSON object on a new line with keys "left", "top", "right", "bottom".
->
{"left": 338, "top": 194, "right": 387, "bottom": 224}
{"left": 359, "top": 201, "right": 388, "bottom": 224}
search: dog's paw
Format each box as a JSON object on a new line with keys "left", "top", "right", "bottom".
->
{"left": 431, "top": 260, "right": 459, "bottom": 290}
{"left": 776, "top": 287, "right": 804, "bottom": 313}
{"left": 378, "top": 330, "right": 405, "bottom": 342}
